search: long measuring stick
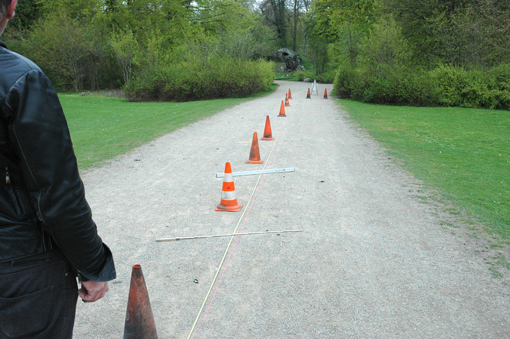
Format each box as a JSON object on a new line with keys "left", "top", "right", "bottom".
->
{"left": 216, "top": 167, "right": 294, "bottom": 178}
{"left": 156, "top": 230, "right": 302, "bottom": 242}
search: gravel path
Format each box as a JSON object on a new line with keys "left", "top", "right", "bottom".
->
{"left": 74, "top": 81, "right": 510, "bottom": 338}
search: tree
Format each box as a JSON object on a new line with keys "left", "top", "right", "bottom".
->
{"left": 471, "top": 0, "right": 510, "bottom": 64}
{"left": 24, "top": 10, "right": 101, "bottom": 91}
{"left": 381, "top": 0, "right": 510, "bottom": 67}
{"left": 329, "top": 22, "right": 364, "bottom": 67}
{"left": 260, "top": 0, "right": 288, "bottom": 47}
{"left": 308, "top": 35, "right": 329, "bottom": 74}
{"left": 8, "top": 0, "right": 42, "bottom": 31}
{"left": 380, "top": 0, "right": 469, "bottom": 66}
{"left": 289, "top": 0, "right": 308, "bottom": 52}
{"left": 109, "top": 31, "right": 139, "bottom": 86}
{"left": 36, "top": 0, "right": 102, "bottom": 19}
{"left": 308, "top": 0, "right": 378, "bottom": 42}
{"left": 251, "top": 15, "right": 278, "bottom": 58}
{"left": 356, "top": 17, "right": 411, "bottom": 74}
{"left": 1, "top": 0, "right": 42, "bottom": 51}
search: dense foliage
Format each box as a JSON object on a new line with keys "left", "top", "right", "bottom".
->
{"left": 2, "top": 0, "right": 277, "bottom": 100}
{"left": 4, "top": 0, "right": 509, "bottom": 106}
{"left": 310, "top": 0, "right": 510, "bottom": 108}
{"left": 125, "top": 57, "right": 274, "bottom": 101}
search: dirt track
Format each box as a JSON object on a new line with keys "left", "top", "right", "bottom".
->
{"left": 74, "top": 81, "right": 510, "bottom": 338}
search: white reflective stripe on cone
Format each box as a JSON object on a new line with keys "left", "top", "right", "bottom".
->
{"left": 223, "top": 173, "right": 233, "bottom": 182}
{"left": 221, "top": 190, "right": 237, "bottom": 200}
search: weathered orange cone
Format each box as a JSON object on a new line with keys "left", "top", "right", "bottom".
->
{"left": 261, "top": 115, "right": 274, "bottom": 141}
{"left": 285, "top": 94, "right": 291, "bottom": 107}
{"left": 215, "top": 162, "right": 242, "bottom": 212}
{"left": 324, "top": 88, "right": 328, "bottom": 99}
{"left": 288, "top": 88, "right": 293, "bottom": 99}
{"left": 124, "top": 265, "right": 158, "bottom": 339}
{"left": 278, "top": 100, "right": 286, "bottom": 117}
{"left": 246, "top": 132, "right": 264, "bottom": 164}
{"left": 306, "top": 88, "right": 311, "bottom": 99}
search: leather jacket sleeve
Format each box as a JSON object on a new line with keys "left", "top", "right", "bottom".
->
{"left": 3, "top": 69, "right": 115, "bottom": 282}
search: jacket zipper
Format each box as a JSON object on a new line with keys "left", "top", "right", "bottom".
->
{"left": 5, "top": 166, "right": 10, "bottom": 184}
{"left": 5, "top": 166, "right": 24, "bottom": 215}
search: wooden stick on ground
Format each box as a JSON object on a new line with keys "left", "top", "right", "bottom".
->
{"left": 156, "top": 230, "right": 303, "bottom": 242}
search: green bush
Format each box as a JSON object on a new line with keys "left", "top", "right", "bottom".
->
{"left": 332, "top": 17, "right": 510, "bottom": 109}
{"left": 334, "top": 62, "right": 436, "bottom": 105}
{"left": 333, "top": 64, "right": 354, "bottom": 98}
{"left": 125, "top": 57, "right": 274, "bottom": 102}
{"left": 335, "top": 62, "right": 510, "bottom": 109}
{"left": 294, "top": 70, "right": 314, "bottom": 81}
{"left": 334, "top": 67, "right": 435, "bottom": 105}
{"left": 16, "top": 9, "right": 122, "bottom": 91}
{"left": 316, "top": 70, "right": 337, "bottom": 83}
{"left": 333, "top": 16, "right": 435, "bottom": 105}
{"left": 431, "top": 64, "right": 510, "bottom": 109}
{"left": 294, "top": 70, "right": 336, "bottom": 83}
{"left": 429, "top": 65, "right": 465, "bottom": 106}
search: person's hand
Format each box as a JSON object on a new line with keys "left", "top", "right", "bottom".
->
{"left": 79, "top": 280, "right": 110, "bottom": 302}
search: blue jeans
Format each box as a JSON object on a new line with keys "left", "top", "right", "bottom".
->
{"left": 0, "top": 250, "right": 78, "bottom": 338}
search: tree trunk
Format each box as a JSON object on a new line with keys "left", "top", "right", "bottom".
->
{"left": 302, "top": 32, "right": 307, "bottom": 54}
{"left": 293, "top": 0, "right": 298, "bottom": 51}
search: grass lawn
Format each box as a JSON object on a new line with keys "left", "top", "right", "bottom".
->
{"left": 62, "top": 84, "right": 277, "bottom": 170}
{"left": 337, "top": 99, "right": 510, "bottom": 243}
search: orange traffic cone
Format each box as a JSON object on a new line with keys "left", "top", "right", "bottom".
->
{"left": 246, "top": 132, "right": 264, "bottom": 164}
{"left": 215, "top": 162, "right": 242, "bottom": 212}
{"left": 306, "top": 88, "right": 311, "bottom": 99}
{"left": 285, "top": 94, "right": 291, "bottom": 107}
{"left": 124, "top": 265, "right": 158, "bottom": 339}
{"left": 261, "top": 116, "right": 274, "bottom": 141}
{"left": 324, "top": 88, "right": 328, "bottom": 99}
{"left": 288, "top": 88, "right": 293, "bottom": 99}
{"left": 278, "top": 100, "right": 286, "bottom": 117}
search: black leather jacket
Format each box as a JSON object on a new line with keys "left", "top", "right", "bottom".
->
{"left": 0, "top": 41, "right": 115, "bottom": 282}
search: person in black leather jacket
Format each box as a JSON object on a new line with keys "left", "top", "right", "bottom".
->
{"left": 0, "top": 1, "right": 116, "bottom": 337}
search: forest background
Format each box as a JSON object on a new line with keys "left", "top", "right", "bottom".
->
{"left": 2, "top": 0, "right": 510, "bottom": 108}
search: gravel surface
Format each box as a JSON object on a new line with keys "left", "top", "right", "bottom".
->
{"left": 74, "top": 81, "right": 510, "bottom": 338}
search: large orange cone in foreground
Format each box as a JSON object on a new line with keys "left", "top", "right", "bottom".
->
{"left": 324, "top": 88, "right": 328, "bottom": 99}
{"left": 285, "top": 94, "right": 291, "bottom": 107}
{"left": 288, "top": 88, "right": 293, "bottom": 99}
{"left": 306, "top": 88, "right": 311, "bottom": 99}
{"left": 278, "top": 100, "right": 286, "bottom": 117}
{"left": 124, "top": 265, "right": 158, "bottom": 339}
{"left": 246, "top": 132, "right": 264, "bottom": 164}
{"left": 261, "top": 116, "right": 274, "bottom": 141}
{"left": 215, "top": 162, "right": 242, "bottom": 212}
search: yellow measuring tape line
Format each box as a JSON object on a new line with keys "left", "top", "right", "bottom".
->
{"left": 187, "top": 120, "right": 287, "bottom": 339}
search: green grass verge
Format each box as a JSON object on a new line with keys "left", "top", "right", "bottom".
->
{"left": 62, "top": 84, "right": 278, "bottom": 170}
{"left": 337, "top": 99, "right": 510, "bottom": 242}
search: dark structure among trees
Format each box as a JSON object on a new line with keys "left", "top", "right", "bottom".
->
{"left": 269, "top": 48, "right": 304, "bottom": 72}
